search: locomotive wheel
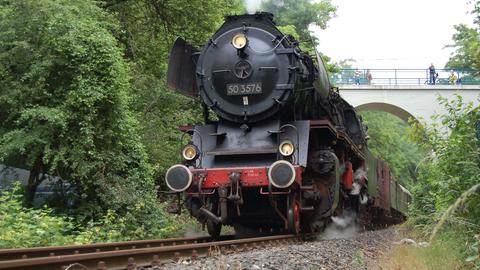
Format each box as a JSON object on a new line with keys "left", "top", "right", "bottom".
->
{"left": 287, "top": 193, "right": 301, "bottom": 234}
{"left": 206, "top": 220, "right": 222, "bottom": 239}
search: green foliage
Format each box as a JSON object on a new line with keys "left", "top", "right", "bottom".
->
{"left": 383, "top": 229, "right": 466, "bottom": 269}
{"left": 0, "top": 0, "right": 343, "bottom": 246}
{"left": 261, "top": 0, "right": 338, "bottom": 72}
{"left": 0, "top": 0, "right": 158, "bottom": 224}
{"left": 369, "top": 3, "right": 480, "bottom": 257}
{"left": 445, "top": 24, "right": 480, "bottom": 71}
{"left": 0, "top": 0, "right": 245, "bottom": 245}
{"left": 74, "top": 200, "right": 194, "bottom": 243}
{"left": 0, "top": 183, "right": 75, "bottom": 248}
{"left": 131, "top": 74, "right": 204, "bottom": 185}
{"left": 262, "top": 0, "right": 336, "bottom": 45}
{"left": 466, "top": 234, "right": 480, "bottom": 268}
{"left": 360, "top": 111, "right": 424, "bottom": 186}
{"left": 409, "top": 95, "right": 480, "bottom": 228}
{"left": 446, "top": 1, "right": 480, "bottom": 73}
{"left": 104, "top": 0, "right": 243, "bottom": 187}
{"left": 277, "top": 25, "right": 300, "bottom": 39}
{"left": 358, "top": 98, "right": 480, "bottom": 268}
{"left": 105, "top": 0, "right": 244, "bottom": 78}
{"left": 406, "top": 95, "right": 480, "bottom": 267}
{"left": 0, "top": 182, "right": 193, "bottom": 248}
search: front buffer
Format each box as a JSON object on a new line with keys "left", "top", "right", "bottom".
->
{"left": 166, "top": 163, "right": 304, "bottom": 237}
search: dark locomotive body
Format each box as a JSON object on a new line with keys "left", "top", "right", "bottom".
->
{"left": 165, "top": 13, "right": 411, "bottom": 237}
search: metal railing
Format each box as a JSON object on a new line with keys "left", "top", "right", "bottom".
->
{"left": 331, "top": 68, "right": 480, "bottom": 86}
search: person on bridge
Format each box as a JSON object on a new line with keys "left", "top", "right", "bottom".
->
{"left": 354, "top": 70, "right": 362, "bottom": 85}
{"left": 428, "top": 63, "right": 436, "bottom": 85}
{"left": 449, "top": 71, "right": 458, "bottom": 85}
{"left": 366, "top": 69, "right": 373, "bottom": 84}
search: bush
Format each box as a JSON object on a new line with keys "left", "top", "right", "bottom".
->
{"left": 0, "top": 184, "right": 76, "bottom": 248}
{"left": 74, "top": 202, "right": 198, "bottom": 243}
{"left": 405, "top": 95, "right": 480, "bottom": 268}
{"left": 409, "top": 95, "right": 480, "bottom": 233}
{"left": 0, "top": 183, "right": 196, "bottom": 248}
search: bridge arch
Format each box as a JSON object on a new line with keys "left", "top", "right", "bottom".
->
{"left": 339, "top": 85, "right": 480, "bottom": 125}
{"left": 355, "top": 102, "right": 417, "bottom": 123}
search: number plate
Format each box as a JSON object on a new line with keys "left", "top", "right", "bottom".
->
{"left": 226, "top": 82, "right": 262, "bottom": 96}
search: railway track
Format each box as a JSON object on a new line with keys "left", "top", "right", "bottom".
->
{"left": 0, "top": 234, "right": 301, "bottom": 270}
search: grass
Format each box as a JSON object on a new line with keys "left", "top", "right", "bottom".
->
{"left": 354, "top": 248, "right": 365, "bottom": 267}
{"left": 380, "top": 230, "right": 466, "bottom": 270}
{"left": 381, "top": 182, "right": 480, "bottom": 269}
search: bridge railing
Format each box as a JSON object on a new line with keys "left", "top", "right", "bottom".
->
{"left": 331, "top": 68, "right": 480, "bottom": 86}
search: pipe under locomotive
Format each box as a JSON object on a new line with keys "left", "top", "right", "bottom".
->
{"left": 165, "top": 13, "right": 411, "bottom": 238}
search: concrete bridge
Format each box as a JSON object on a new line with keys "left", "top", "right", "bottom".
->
{"left": 338, "top": 85, "right": 480, "bottom": 124}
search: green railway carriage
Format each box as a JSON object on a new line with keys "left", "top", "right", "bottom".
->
{"left": 391, "top": 181, "right": 412, "bottom": 215}
{"left": 365, "top": 149, "right": 379, "bottom": 198}
{"left": 364, "top": 149, "right": 411, "bottom": 218}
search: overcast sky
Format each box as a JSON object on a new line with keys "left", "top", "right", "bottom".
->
{"left": 313, "top": 0, "right": 475, "bottom": 69}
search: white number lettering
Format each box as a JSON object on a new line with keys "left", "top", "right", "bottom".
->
{"left": 227, "top": 83, "right": 262, "bottom": 95}
{"left": 255, "top": 83, "right": 261, "bottom": 93}
{"left": 240, "top": 84, "right": 246, "bottom": 94}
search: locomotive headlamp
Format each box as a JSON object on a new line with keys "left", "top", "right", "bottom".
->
{"left": 182, "top": 144, "right": 198, "bottom": 161}
{"left": 165, "top": 164, "right": 192, "bottom": 192}
{"left": 232, "top": 33, "right": 247, "bottom": 49}
{"left": 268, "top": 160, "right": 296, "bottom": 188}
{"left": 279, "top": 140, "right": 295, "bottom": 157}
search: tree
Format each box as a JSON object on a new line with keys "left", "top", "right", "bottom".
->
{"left": 262, "top": 0, "right": 336, "bottom": 51}
{"left": 102, "top": 0, "right": 244, "bottom": 187}
{"left": 445, "top": 1, "right": 480, "bottom": 73}
{"left": 104, "top": 0, "right": 244, "bottom": 78}
{"left": 360, "top": 111, "right": 424, "bottom": 187}
{"left": 261, "top": 0, "right": 337, "bottom": 73}
{"left": 445, "top": 24, "right": 480, "bottom": 71}
{"left": 0, "top": 0, "right": 151, "bottom": 214}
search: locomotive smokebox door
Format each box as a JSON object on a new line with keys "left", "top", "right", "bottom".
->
{"left": 167, "top": 37, "right": 199, "bottom": 97}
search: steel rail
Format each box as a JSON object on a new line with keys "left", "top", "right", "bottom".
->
{"left": 0, "top": 235, "right": 234, "bottom": 261}
{"left": 0, "top": 234, "right": 299, "bottom": 270}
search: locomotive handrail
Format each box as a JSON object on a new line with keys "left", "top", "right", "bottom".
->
{"left": 249, "top": 35, "right": 288, "bottom": 54}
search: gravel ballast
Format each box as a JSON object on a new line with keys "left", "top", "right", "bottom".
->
{"left": 144, "top": 227, "right": 401, "bottom": 270}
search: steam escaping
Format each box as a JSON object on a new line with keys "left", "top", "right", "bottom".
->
{"left": 351, "top": 168, "right": 367, "bottom": 195}
{"left": 322, "top": 210, "right": 360, "bottom": 240}
{"left": 245, "top": 0, "right": 263, "bottom": 14}
{"left": 183, "top": 225, "right": 209, "bottom": 238}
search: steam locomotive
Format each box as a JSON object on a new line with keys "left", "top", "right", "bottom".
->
{"left": 165, "top": 13, "right": 411, "bottom": 237}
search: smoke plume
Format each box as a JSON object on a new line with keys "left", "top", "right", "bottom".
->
{"left": 245, "top": 0, "right": 263, "bottom": 14}
{"left": 321, "top": 210, "right": 360, "bottom": 240}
